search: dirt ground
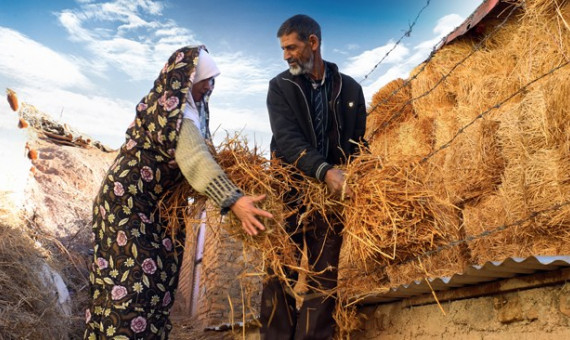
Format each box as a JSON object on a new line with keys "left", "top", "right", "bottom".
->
{"left": 170, "top": 315, "right": 256, "bottom": 340}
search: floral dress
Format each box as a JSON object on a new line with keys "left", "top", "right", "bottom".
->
{"left": 85, "top": 46, "right": 205, "bottom": 339}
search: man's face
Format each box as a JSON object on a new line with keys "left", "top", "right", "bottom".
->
{"left": 280, "top": 32, "right": 314, "bottom": 76}
{"left": 191, "top": 78, "right": 214, "bottom": 102}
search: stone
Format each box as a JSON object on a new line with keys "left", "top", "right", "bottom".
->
{"left": 494, "top": 294, "right": 523, "bottom": 324}
{"left": 559, "top": 292, "right": 570, "bottom": 317}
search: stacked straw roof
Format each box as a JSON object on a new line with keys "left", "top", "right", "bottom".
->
{"left": 360, "top": 0, "right": 570, "bottom": 286}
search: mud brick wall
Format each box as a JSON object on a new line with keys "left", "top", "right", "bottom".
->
{"left": 196, "top": 221, "right": 263, "bottom": 328}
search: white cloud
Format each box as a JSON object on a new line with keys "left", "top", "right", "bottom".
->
{"left": 213, "top": 51, "right": 274, "bottom": 96}
{"left": 350, "top": 13, "right": 467, "bottom": 103}
{"left": 414, "top": 13, "right": 465, "bottom": 54}
{"left": 343, "top": 42, "right": 410, "bottom": 79}
{"left": 433, "top": 14, "right": 463, "bottom": 36}
{"left": 56, "top": 0, "right": 198, "bottom": 81}
{"left": 211, "top": 105, "right": 270, "bottom": 133}
{"left": 0, "top": 27, "right": 93, "bottom": 90}
{"left": 333, "top": 43, "right": 360, "bottom": 55}
{"left": 361, "top": 64, "right": 411, "bottom": 103}
{"left": 209, "top": 104, "right": 273, "bottom": 155}
{"left": 58, "top": 11, "right": 94, "bottom": 42}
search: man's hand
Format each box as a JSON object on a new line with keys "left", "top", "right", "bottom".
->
{"left": 230, "top": 194, "right": 273, "bottom": 236}
{"left": 324, "top": 168, "right": 352, "bottom": 199}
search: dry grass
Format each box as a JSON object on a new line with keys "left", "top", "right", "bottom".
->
{"left": 0, "top": 220, "right": 83, "bottom": 339}
{"left": 366, "top": 78, "right": 434, "bottom": 161}
{"left": 343, "top": 153, "right": 462, "bottom": 265}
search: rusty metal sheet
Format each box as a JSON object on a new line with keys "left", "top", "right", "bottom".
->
{"left": 436, "top": 0, "right": 501, "bottom": 50}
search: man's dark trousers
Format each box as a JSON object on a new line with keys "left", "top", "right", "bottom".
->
{"left": 260, "top": 213, "right": 343, "bottom": 340}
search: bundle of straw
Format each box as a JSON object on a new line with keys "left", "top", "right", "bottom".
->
{"left": 162, "top": 134, "right": 334, "bottom": 306}
{"left": 342, "top": 153, "right": 462, "bottom": 267}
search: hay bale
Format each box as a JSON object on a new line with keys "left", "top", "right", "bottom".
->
{"left": 508, "top": 0, "right": 570, "bottom": 82}
{"left": 438, "top": 117, "right": 505, "bottom": 203}
{"left": 462, "top": 195, "right": 511, "bottom": 264}
{"left": 463, "top": 192, "right": 570, "bottom": 266}
{"left": 409, "top": 41, "right": 471, "bottom": 120}
{"left": 499, "top": 147, "right": 570, "bottom": 234}
{"left": 366, "top": 79, "right": 414, "bottom": 141}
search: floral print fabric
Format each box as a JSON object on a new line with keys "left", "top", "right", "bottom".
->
{"left": 84, "top": 46, "right": 205, "bottom": 339}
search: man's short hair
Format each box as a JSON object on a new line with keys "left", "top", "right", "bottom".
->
{"left": 277, "top": 14, "right": 321, "bottom": 43}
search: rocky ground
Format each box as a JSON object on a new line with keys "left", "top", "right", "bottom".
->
{"left": 1, "top": 100, "right": 118, "bottom": 338}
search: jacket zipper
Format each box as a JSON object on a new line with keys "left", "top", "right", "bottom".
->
{"left": 283, "top": 78, "right": 317, "bottom": 147}
{"left": 332, "top": 76, "right": 342, "bottom": 148}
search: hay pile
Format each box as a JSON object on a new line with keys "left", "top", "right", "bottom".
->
{"left": 360, "top": 0, "right": 570, "bottom": 284}
{"left": 163, "top": 135, "right": 302, "bottom": 282}
{"left": 216, "top": 136, "right": 363, "bottom": 304}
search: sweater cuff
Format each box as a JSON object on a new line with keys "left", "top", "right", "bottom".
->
{"left": 315, "top": 162, "right": 333, "bottom": 181}
{"left": 220, "top": 190, "right": 244, "bottom": 215}
{"left": 204, "top": 174, "right": 244, "bottom": 211}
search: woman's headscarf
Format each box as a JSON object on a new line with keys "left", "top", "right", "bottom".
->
{"left": 184, "top": 49, "right": 221, "bottom": 138}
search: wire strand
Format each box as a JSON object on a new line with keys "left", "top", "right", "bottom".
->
{"left": 359, "top": 0, "right": 433, "bottom": 84}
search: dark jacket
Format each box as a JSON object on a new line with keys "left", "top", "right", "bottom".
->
{"left": 267, "top": 61, "right": 367, "bottom": 181}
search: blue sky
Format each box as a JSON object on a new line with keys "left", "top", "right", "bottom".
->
{"left": 0, "top": 0, "right": 482, "bottom": 150}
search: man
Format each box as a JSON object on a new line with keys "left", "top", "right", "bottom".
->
{"left": 261, "top": 14, "right": 367, "bottom": 340}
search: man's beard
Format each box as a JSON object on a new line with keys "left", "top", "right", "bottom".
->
{"left": 288, "top": 53, "right": 314, "bottom": 76}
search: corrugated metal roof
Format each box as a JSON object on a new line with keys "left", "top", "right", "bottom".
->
{"left": 359, "top": 256, "right": 570, "bottom": 305}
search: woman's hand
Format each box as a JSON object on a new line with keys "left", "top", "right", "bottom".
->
{"left": 230, "top": 194, "right": 273, "bottom": 236}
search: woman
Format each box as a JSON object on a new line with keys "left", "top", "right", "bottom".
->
{"left": 84, "top": 45, "right": 272, "bottom": 339}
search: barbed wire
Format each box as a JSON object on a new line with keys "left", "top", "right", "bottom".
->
{"left": 355, "top": 193, "right": 570, "bottom": 280}
{"left": 348, "top": 59, "right": 569, "bottom": 279}
{"left": 366, "top": 3, "right": 520, "bottom": 140}
{"left": 352, "top": 0, "right": 570, "bottom": 279}
{"left": 359, "top": 0, "right": 432, "bottom": 84}
{"left": 409, "top": 198, "right": 570, "bottom": 268}
{"left": 419, "top": 58, "right": 570, "bottom": 165}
